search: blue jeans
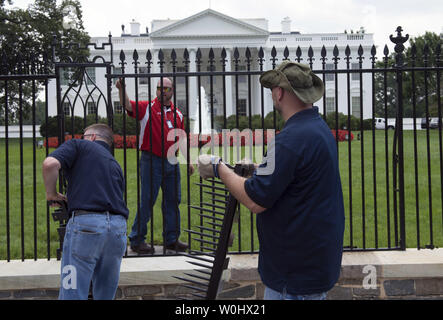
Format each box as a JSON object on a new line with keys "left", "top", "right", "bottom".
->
{"left": 129, "top": 152, "right": 182, "bottom": 246}
{"left": 264, "top": 286, "right": 328, "bottom": 300}
{"left": 59, "top": 213, "right": 127, "bottom": 300}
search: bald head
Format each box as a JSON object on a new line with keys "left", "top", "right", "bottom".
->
{"left": 156, "top": 77, "right": 174, "bottom": 106}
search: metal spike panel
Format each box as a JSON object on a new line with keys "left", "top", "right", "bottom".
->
{"left": 174, "top": 163, "right": 254, "bottom": 300}
{"left": 49, "top": 200, "right": 69, "bottom": 260}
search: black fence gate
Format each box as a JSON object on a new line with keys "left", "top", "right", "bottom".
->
{"left": 0, "top": 27, "right": 442, "bottom": 262}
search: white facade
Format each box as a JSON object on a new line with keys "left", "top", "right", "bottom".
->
{"left": 48, "top": 9, "right": 375, "bottom": 125}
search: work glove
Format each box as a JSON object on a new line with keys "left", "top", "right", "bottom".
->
{"left": 198, "top": 154, "right": 222, "bottom": 180}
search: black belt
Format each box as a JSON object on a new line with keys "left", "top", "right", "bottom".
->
{"left": 73, "top": 210, "right": 109, "bottom": 216}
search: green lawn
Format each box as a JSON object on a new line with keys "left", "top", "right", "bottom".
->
{"left": 0, "top": 130, "right": 442, "bottom": 260}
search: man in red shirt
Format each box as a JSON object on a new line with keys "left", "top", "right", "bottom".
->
{"left": 116, "top": 77, "right": 194, "bottom": 254}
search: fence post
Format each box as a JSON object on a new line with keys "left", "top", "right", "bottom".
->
{"left": 390, "top": 26, "right": 409, "bottom": 250}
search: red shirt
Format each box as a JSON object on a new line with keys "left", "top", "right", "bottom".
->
{"left": 127, "top": 97, "right": 184, "bottom": 158}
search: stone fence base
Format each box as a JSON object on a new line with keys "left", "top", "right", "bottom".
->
{"left": 0, "top": 249, "right": 442, "bottom": 300}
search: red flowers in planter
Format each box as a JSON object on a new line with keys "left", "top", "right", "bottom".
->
{"left": 44, "top": 131, "right": 280, "bottom": 149}
{"left": 331, "top": 130, "right": 354, "bottom": 142}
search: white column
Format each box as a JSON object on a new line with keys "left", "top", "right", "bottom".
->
{"left": 151, "top": 49, "right": 159, "bottom": 95}
{"left": 225, "top": 48, "right": 233, "bottom": 117}
{"left": 253, "top": 55, "right": 262, "bottom": 117}
{"left": 189, "top": 48, "right": 198, "bottom": 132}
{"left": 263, "top": 50, "right": 273, "bottom": 116}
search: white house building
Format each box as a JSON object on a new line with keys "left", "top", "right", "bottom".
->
{"left": 49, "top": 9, "right": 375, "bottom": 128}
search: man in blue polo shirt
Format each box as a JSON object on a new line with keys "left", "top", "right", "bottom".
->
{"left": 42, "top": 123, "right": 129, "bottom": 300}
{"left": 198, "top": 61, "right": 345, "bottom": 300}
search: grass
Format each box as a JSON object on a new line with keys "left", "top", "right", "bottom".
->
{"left": 0, "top": 130, "right": 442, "bottom": 261}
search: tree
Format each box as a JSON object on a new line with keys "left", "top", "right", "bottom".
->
{"left": 374, "top": 32, "right": 442, "bottom": 119}
{"left": 0, "top": 0, "right": 90, "bottom": 124}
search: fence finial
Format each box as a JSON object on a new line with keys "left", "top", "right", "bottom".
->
{"left": 390, "top": 26, "right": 409, "bottom": 67}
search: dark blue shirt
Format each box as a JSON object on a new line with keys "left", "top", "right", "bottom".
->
{"left": 49, "top": 139, "right": 129, "bottom": 219}
{"left": 244, "top": 106, "right": 345, "bottom": 295}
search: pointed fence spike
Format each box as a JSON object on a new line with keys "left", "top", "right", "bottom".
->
{"left": 371, "top": 45, "right": 377, "bottom": 57}
{"left": 383, "top": 44, "right": 389, "bottom": 57}
{"left": 321, "top": 45, "right": 327, "bottom": 58}
{"left": 271, "top": 46, "right": 277, "bottom": 58}
{"left": 258, "top": 47, "right": 264, "bottom": 59}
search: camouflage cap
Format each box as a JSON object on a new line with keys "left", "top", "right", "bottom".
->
{"left": 259, "top": 61, "right": 324, "bottom": 104}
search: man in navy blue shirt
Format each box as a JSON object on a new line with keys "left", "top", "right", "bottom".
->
{"left": 198, "top": 61, "right": 345, "bottom": 300}
{"left": 42, "top": 123, "right": 128, "bottom": 300}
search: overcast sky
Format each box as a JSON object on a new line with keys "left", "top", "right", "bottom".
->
{"left": 7, "top": 0, "right": 443, "bottom": 52}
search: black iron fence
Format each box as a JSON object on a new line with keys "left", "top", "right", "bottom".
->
{"left": 0, "top": 27, "right": 442, "bottom": 261}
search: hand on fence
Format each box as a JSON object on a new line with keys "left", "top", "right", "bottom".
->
{"left": 198, "top": 154, "right": 222, "bottom": 180}
{"left": 46, "top": 193, "right": 68, "bottom": 207}
{"left": 188, "top": 164, "right": 195, "bottom": 176}
{"left": 115, "top": 78, "right": 125, "bottom": 90}
{"left": 236, "top": 158, "right": 256, "bottom": 177}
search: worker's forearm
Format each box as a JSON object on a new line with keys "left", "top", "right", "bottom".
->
{"left": 118, "top": 88, "right": 131, "bottom": 113}
{"left": 218, "top": 163, "right": 266, "bottom": 214}
{"left": 42, "top": 157, "right": 61, "bottom": 197}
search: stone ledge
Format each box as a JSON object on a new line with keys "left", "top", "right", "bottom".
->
{"left": 0, "top": 249, "right": 441, "bottom": 292}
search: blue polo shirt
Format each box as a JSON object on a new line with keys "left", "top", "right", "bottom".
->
{"left": 49, "top": 139, "right": 129, "bottom": 219}
{"left": 244, "top": 106, "right": 345, "bottom": 295}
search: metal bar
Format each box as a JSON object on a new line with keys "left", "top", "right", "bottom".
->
{"left": 346, "top": 54, "right": 353, "bottom": 249}
{"left": 195, "top": 225, "right": 221, "bottom": 234}
{"left": 196, "top": 245, "right": 217, "bottom": 253}
{"left": 371, "top": 54, "right": 378, "bottom": 249}
{"left": 204, "top": 198, "right": 228, "bottom": 205}
{"left": 192, "top": 237, "right": 219, "bottom": 246}
{"left": 383, "top": 56, "right": 392, "bottom": 248}
{"left": 184, "top": 51, "right": 192, "bottom": 252}
{"left": 4, "top": 80, "right": 11, "bottom": 262}
{"left": 201, "top": 202, "right": 227, "bottom": 211}
{"left": 173, "top": 276, "right": 209, "bottom": 288}
{"left": 333, "top": 48, "right": 339, "bottom": 154}
{"left": 190, "top": 205, "right": 225, "bottom": 216}
{"left": 44, "top": 78, "right": 51, "bottom": 260}
{"left": 197, "top": 213, "right": 224, "bottom": 223}
{"left": 181, "top": 284, "right": 207, "bottom": 293}
{"left": 359, "top": 57, "right": 366, "bottom": 250}
{"left": 185, "top": 229, "right": 219, "bottom": 241}
{"left": 205, "top": 165, "right": 244, "bottom": 299}
{"left": 205, "top": 179, "right": 226, "bottom": 185}
{"left": 183, "top": 272, "right": 211, "bottom": 282}
{"left": 188, "top": 249, "right": 215, "bottom": 257}
{"left": 195, "top": 183, "right": 228, "bottom": 192}
{"left": 205, "top": 221, "right": 224, "bottom": 228}
{"left": 186, "top": 260, "right": 213, "bottom": 270}
{"left": 197, "top": 50, "right": 203, "bottom": 252}
{"left": 32, "top": 79, "right": 38, "bottom": 260}
{"left": 133, "top": 53, "right": 142, "bottom": 255}
{"left": 171, "top": 51, "right": 180, "bottom": 254}
{"left": 19, "top": 78, "right": 25, "bottom": 261}
{"left": 423, "top": 58, "right": 433, "bottom": 248}
{"left": 411, "top": 57, "right": 420, "bottom": 249}
{"left": 437, "top": 54, "right": 443, "bottom": 242}
{"left": 180, "top": 253, "right": 214, "bottom": 264}
{"left": 203, "top": 190, "right": 229, "bottom": 199}
{"left": 148, "top": 57, "right": 154, "bottom": 252}
{"left": 0, "top": 74, "right": 56, "bottom": 80}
